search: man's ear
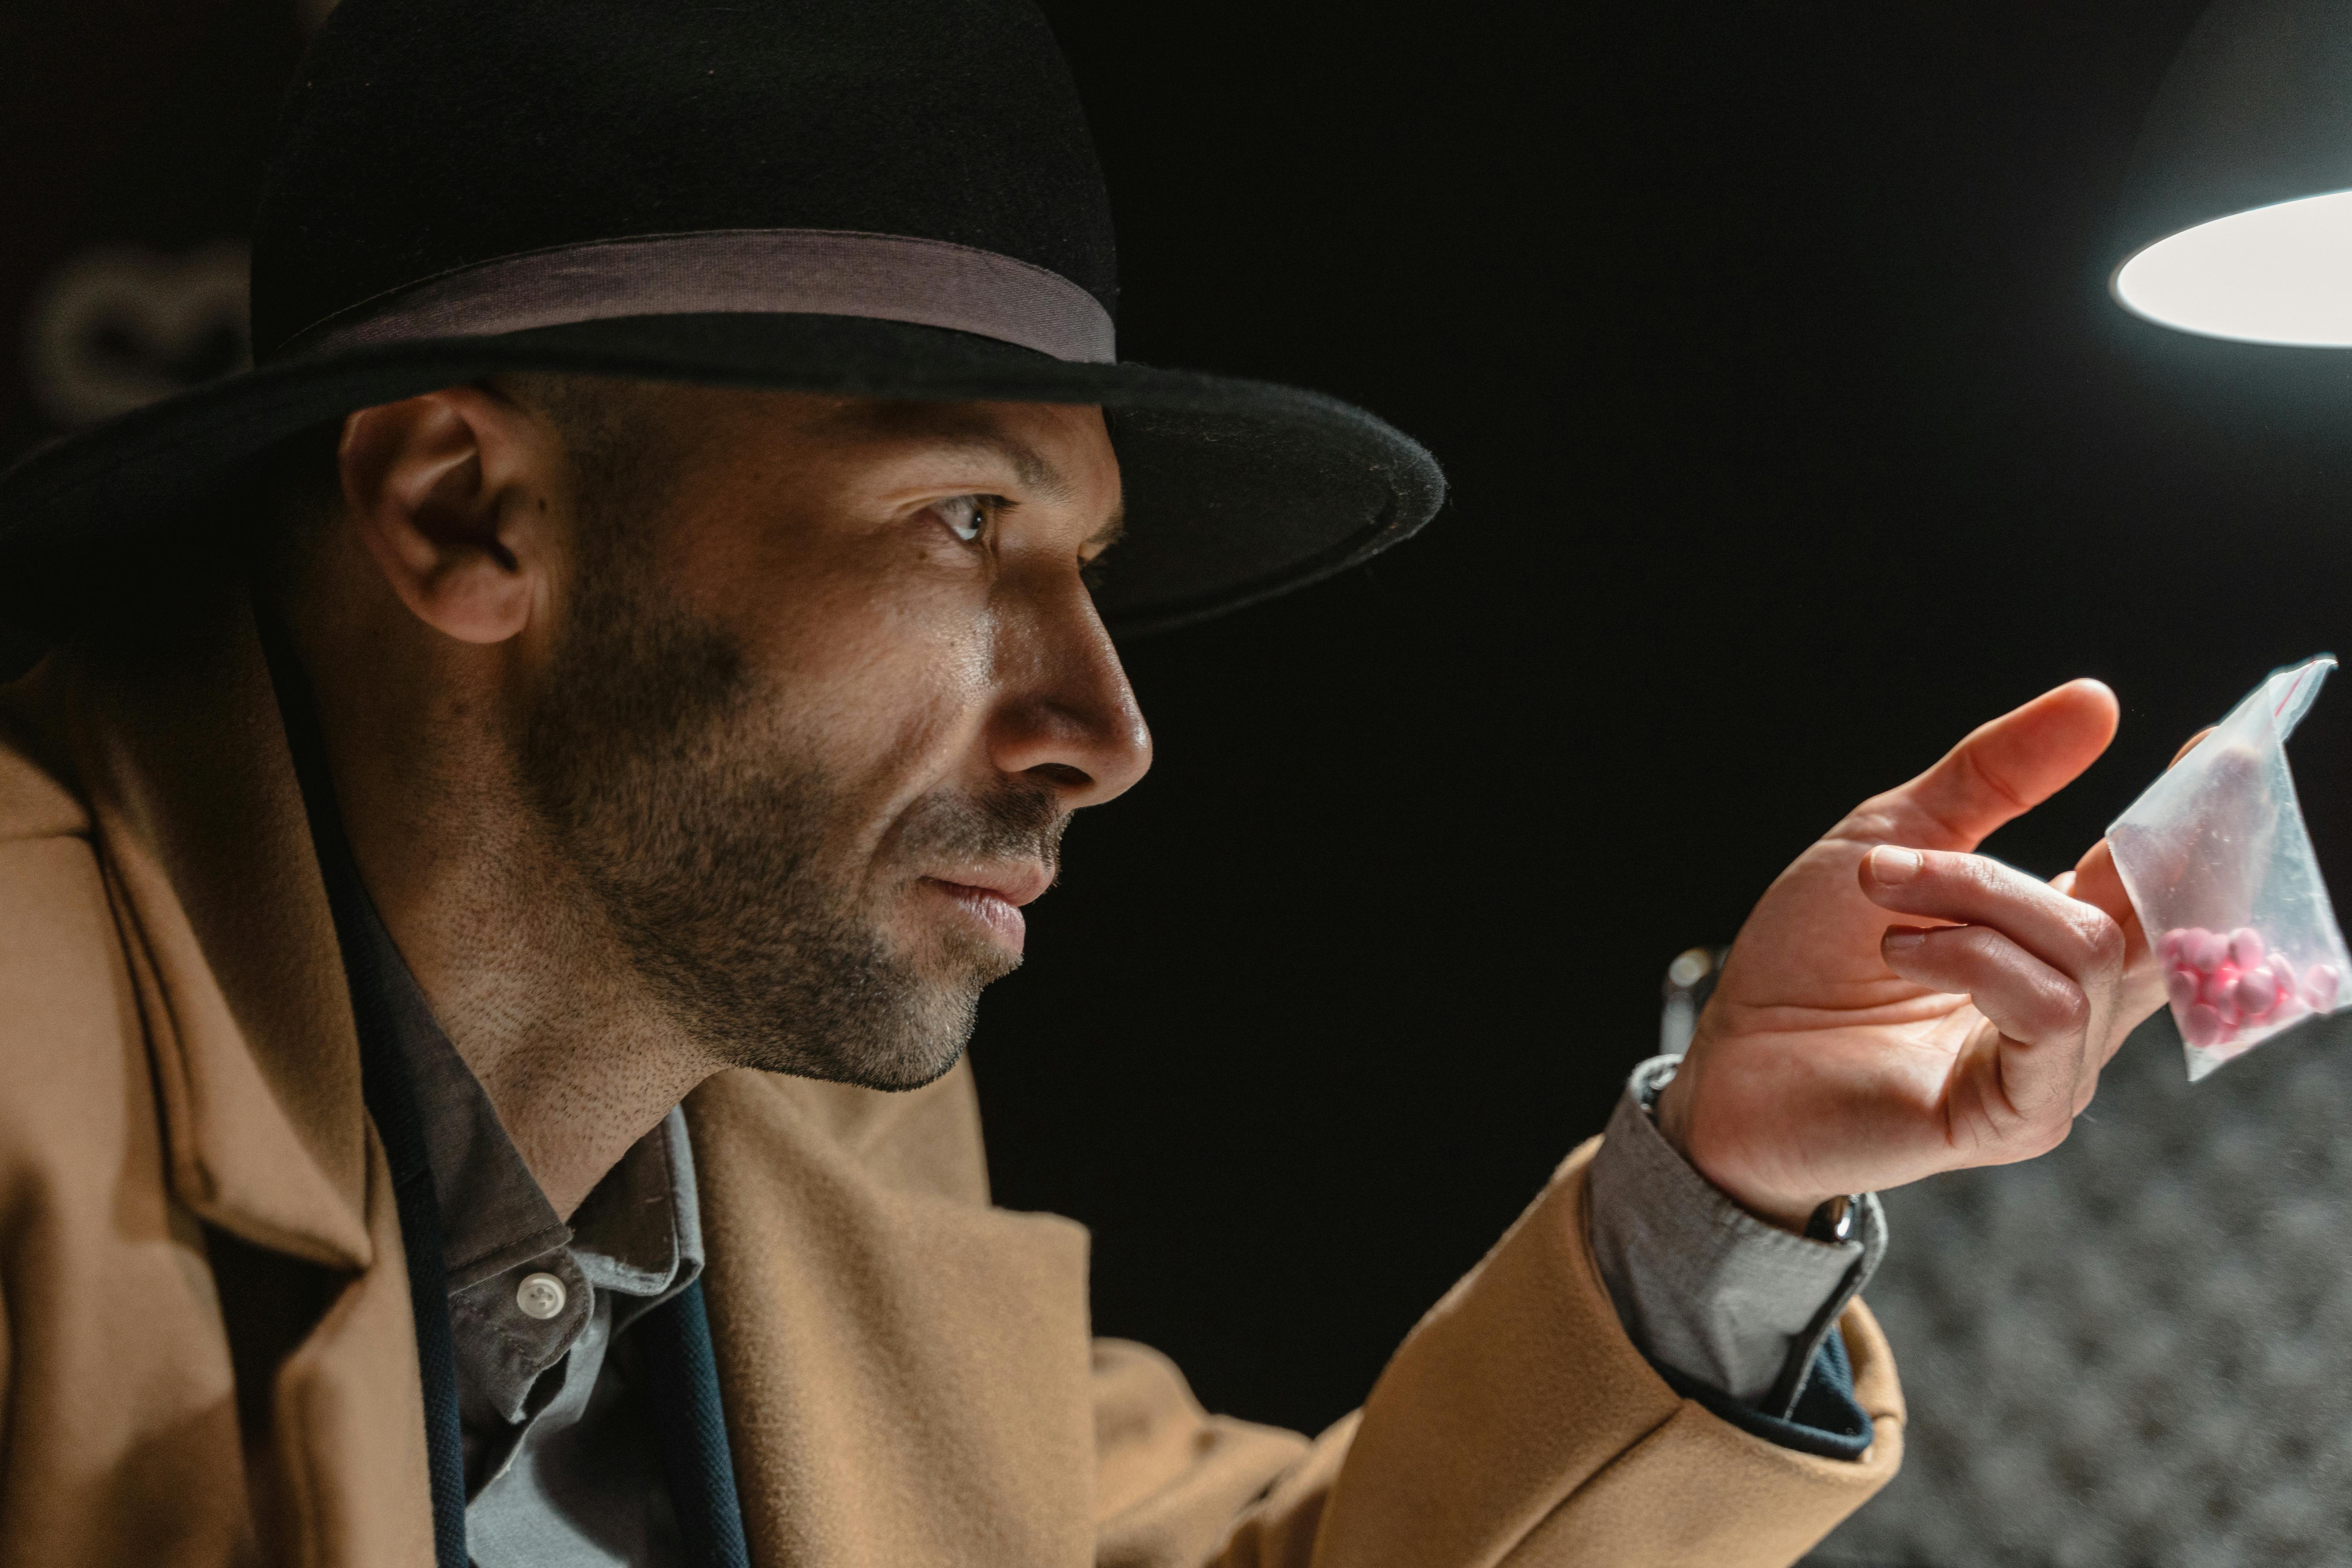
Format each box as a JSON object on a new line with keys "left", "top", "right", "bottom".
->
{"left": 337, "top": 385, "right": 557, "bottom": 644}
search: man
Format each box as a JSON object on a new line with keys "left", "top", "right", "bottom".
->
{"left": 0, "top": 2, "right": 2167, "bottom": 1564}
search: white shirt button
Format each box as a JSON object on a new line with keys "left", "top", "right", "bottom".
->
{"left": 515, "top": 1271, "right": 568, "bottom": 1320}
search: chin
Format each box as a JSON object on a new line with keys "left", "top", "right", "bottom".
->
{"left": 794, "top": 997, "right": 976, "bottom": 1092}
{"left": 680, "top": 910, "right": 1014, "bottom": 1092}
{"left": 927, "top": 924, "right": 1025, "bottom": 989}
{"left": 715, "top": 960, "right": 987, "bottom": 1093}
{"left": 853, "top": 1036, "right": 973, "bottom": 1093}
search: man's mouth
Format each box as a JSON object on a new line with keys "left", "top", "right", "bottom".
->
{"left": 920, "top": 867, "right": 1048, "bottom": 954}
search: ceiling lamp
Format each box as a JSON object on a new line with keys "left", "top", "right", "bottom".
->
{"left": 2113, "top": 0, "right": 2352, "bottom": 345}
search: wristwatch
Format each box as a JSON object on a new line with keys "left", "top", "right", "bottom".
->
{"left": 1805, "top": 1194, "right": 1862, "bottom": 1243}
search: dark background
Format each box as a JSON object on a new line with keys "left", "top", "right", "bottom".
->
{"left": 14, "top": 0, "right": 2352, "bottom": 1443}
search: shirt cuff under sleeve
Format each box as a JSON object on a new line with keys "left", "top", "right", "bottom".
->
{"left": 1586, "top": 1055, "right": 1886, "bottom": 1417}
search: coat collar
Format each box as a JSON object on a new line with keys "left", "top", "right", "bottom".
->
{"left": 42, "top": 573, "right": 1107, "bottom": 1558}
{"left": 61, "top": 577, "right": 374, "bottom": 1269}
{"left": 686, "top": 1064, "right": 1099, "bottom": 1566}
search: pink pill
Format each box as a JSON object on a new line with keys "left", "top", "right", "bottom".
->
{"left": 2158, "top": 929, "right": 2188, "bottom": 966}
{"left": 2235, "top": 968, "right": 2276, "bottom": 1017}
{"left": 2187, "top": 929, "right": 2227, "bottom": 971}
{"left": 2310, "top": 964, "right": 2341, "bottom": 1010}
{"left": 2202, "top": 963, "right": 2241, "bottom": 1006}
{"left": 2166, "top": 968, "right": 2200, "bottom": 1009}
{"left": 2231, "top": 927, "right": 2267, "bottom": 968}
{"left": 2183, "top": 1002, "right": 2227, "bottom": 1047}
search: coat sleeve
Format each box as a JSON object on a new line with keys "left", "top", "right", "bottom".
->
{"left": 1093, "top": 1137, "right": 1904, "bottom": 1568}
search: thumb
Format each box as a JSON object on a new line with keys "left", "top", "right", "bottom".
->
{"left": 1878, "top": 678, "right": 2120, "bottom": 850}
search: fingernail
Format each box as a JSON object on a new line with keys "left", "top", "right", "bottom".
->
{"left": 1871, "top": 846, "right": 1924, "bottom": 883}
{"left": 1884, "top": 927, "right": 1926, "bottom": 951}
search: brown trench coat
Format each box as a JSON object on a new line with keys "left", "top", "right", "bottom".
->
{"left": 0, "top": 585, "right": 1904, "bottom": 1568}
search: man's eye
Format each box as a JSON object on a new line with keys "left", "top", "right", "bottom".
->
{"left": 930, "top": 494, "right": 987, "bottom": 543}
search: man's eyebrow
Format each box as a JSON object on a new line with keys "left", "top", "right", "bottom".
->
{"left": 1085, "top": 504, "right": 1127, "bottom": 551}
{"left": 938, "top": 432, "right": 1070, "bottom": 502}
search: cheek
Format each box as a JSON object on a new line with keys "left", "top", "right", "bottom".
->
{"left": 737, "top": 581, "right": 999, "bottom": 842}
{"left": 674, "top": 490, "right": 1004, "bottom": 826}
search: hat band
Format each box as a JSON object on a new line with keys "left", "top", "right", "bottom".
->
{"left": 276, "top": 229, "right": 1118, "bottom": 364}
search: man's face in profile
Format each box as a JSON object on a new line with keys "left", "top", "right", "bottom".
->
{"left": 504, "top": 387, "right": 1147, "bottom": 1090}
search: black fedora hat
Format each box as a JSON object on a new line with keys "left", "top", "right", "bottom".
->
{"left": 0, "top": 0, "right": 1444, "bottom": 641}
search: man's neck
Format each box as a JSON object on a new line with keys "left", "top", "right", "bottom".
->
{"left": 354, "top": 803, "right": 715, "bottom": 1220}
{"left": 289, "top": 581, "right": 720, "bottom": 1220}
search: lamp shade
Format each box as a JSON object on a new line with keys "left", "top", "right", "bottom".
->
{"left": 2113, "top": 0, "right": 2352, "bottom": 345}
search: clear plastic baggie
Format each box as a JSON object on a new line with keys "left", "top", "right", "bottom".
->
{"left": 2107, "top": 654, "right": 2352, "bottom": 1081}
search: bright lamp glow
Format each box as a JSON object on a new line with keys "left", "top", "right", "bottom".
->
{"left": 2115, "top": 187, "right": 2352, "bottom": 345}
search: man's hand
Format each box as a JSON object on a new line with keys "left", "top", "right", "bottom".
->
{"left": 1654, "top": 680, "right": 2173, "bottom": 1230}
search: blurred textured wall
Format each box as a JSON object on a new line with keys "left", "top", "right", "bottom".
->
{"left": 1814, "top": 1007, "right": 2352, "bottom": 1567}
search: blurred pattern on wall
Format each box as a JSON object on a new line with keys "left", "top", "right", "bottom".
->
{"left": 2, "top": 0, "right": 314, "bottom": 673}
{"left": 1814, "top": 1004, "right": 2352, "bottom": 1567}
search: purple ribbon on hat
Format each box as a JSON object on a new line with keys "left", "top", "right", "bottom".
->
{"left": 280, "top": 228, "right": 1118, "bottom": 365}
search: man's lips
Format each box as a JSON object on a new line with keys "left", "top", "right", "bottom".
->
{"left": 920, "top": 866, "right": 1049, "bottom": 953}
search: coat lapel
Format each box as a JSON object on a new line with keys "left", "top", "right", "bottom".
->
{"left": 688, "top": 1064, "right": 1100, "bottom": 1568}
{"left": 64, "top": 582, "right": 372, "bottom": 1269}
{"left": 59, "top": 579, "right": 436, "bottom": 1566}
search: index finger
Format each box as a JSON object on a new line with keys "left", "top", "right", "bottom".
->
{"left": 1862, "top": 845, "right": 2123, "bottom": 986}
{"left": 1880, "top": 679, "right": 2120, "bottom": 851}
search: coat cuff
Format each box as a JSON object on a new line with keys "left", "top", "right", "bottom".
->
{"left": 1312, "top": 1138, "right": 1904, "bottom": 1568}
{"left": 1651, "top": 1325, "right": 1877, "bottom": 1461}
{"left": 1587, "top": 1056, "right": 1887, "bottom": 1418}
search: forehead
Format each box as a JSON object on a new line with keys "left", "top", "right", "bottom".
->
{"left": 650, "top": 387, "right": 1115, "bottom": 493}
{"left": 592, "top": 387, "right": 1126, "bottom": 559}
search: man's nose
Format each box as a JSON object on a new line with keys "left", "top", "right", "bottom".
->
{"left": 987, "top": 573, "right": 1152, "bottom": 809}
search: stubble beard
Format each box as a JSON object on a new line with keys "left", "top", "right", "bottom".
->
{"left": 515, "top": 564, "right": 1064, "bottom": 1091}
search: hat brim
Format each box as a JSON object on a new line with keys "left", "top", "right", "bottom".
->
{"left": 0, "top": 312, "right": 1444, "bottom": 640}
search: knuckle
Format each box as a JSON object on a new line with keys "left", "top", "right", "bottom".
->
{"left": 1962, "top": 745, "right": 2033, "bottom": 816}
{"left": 1954, "top": 923, "right": 2005, "bottom": 959}
{"left": 2004, "top": 974, "right": 2087, "bottom": 1041}
{"left": 1946, "top": 851, "right": 1998, "bottom": 892}
{"left": 1843, "top": 804, "right": 1895, "bottom": 836}
{"left": 2075, "top": 907, "right": 2127, "bottom": 970}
